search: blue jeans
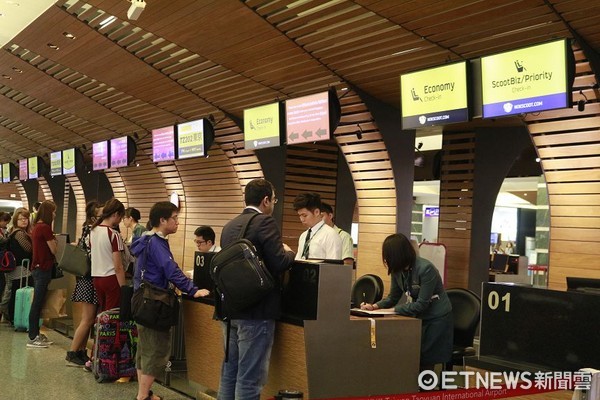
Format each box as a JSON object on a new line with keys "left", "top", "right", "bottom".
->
{"left": 29, "top": 268, "right": 52, "bottom": 340}
{"left": 217, "top": 319, "right": 275, "bottom": 400}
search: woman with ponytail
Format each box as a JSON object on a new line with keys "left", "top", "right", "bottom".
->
{"left": 90, "top": 198, "right": 126, "bottom": 312}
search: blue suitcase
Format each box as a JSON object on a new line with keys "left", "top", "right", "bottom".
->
{"left": 13, "top": 260, "right": 41, "bottom": 332}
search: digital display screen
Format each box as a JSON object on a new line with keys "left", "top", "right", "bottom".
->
{"left": 2, "top": 163, "right": 10, "bottom": 183}
{"left": 424, "top": 207, "right": 440, "bottom": 217}
{"left": 93, "top": 141, "right": 109, "bottom": 171}
{"left": 62, "top": 148, "right": 76, "bottom": 174}
{"left": 110, "top": 136, "right": 129, "bottom": 168}
{"left": 28, "top": 157, "right": 39, "bottom": 179}
{"left": 19, "top": 159, "right": 27, "bottom": 181}
{"left": 177, "top": 119, "right": 205, "bottom": 159}
{"left": 50, "top": 151, "right": 62, "bottom": 176}
{"left": 152, "top": 126, "right": 176, "bottom": 162}
{"left": 481, "top": 39, "right": 569, "bottom": 118}
{"left": 244, "top": 102, "right": 280, "bottom": 150}
{"left": 286, "top": 91, "right": 330, "bottom": 145}
{"left": 400, "top": 62, "right": 469, "bottom": 129}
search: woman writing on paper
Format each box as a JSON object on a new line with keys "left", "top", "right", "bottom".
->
{"left": 360, "top": 233, "right": 452, "bottom": 371}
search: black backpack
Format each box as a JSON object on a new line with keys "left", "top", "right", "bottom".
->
{"left": 210, "top": 213, "right": 274, "bottom": 314}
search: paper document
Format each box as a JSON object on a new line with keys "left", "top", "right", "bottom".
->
{"left": 350, "top": 308, "right": 397, "bottom": 317}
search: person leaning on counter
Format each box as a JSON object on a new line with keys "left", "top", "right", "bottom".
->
{"left": 360, "top": 233, "right": 453, "bottom": 371}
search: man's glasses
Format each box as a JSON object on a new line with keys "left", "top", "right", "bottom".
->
{"left": 195, "top": 240, "right": 207, "bottom": 245}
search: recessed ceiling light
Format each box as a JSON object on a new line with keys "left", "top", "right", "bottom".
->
{"left": 2, "top": 75, "right": 12, "bottom": 80}
{"left": 99, "top": 15, "right": 116, "bottom": 27}
{"left": 47, "top": 43, "right": 59, "bottom": 50}
{"left": 63, "top": 32, "right": 75, "bottom": 39}
{"left": 11, "top": 67, "right": 22, "bottom": 73}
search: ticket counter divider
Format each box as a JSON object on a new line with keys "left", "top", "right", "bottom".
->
{"left": 183, "top": 261, "right": 421, "bottom": 399}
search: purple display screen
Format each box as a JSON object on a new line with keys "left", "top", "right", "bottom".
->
{"left": 424, "top": 207, "right": 439, "bottom": 217}
{"left": 19, "top": 159, "right": 27, "bottom": 181}
{"left": 110, "top": 137, "right": 128, "bottom": 168}
{"left": 93, "top": 141, "right": 109, "bottom": 171}
{"left": 152, "top": 126, "right": 176, "bottom": 162}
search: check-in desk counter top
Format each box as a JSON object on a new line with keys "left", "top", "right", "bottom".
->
{"left": 183, "top": 261, "right": 420, "bottom": 399}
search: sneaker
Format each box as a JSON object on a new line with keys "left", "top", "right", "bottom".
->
{"left": 27, "top": 336, "right": 49, "bottom": 348}
{"left": 38, "top": 333, "right": 54, "bottom": 345}
{"left": 66, "top": 351, "right": 86, "bottom": 367}
{"left": 76, "top": 349, "right": 90, "bottom": 363}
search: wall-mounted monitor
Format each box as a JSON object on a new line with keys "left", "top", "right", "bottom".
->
{"left": 110, "top": 136, "right": 136, "bottom": 168}
{"left": 424, "top": 206, "right": 440, "bottom": 217}
{"left": 27, "top": 156, "right": 47, "bottom": 180}
{"left": 243, "top": 102, "right": 282, "bottom": 150}
{"left": 285, "top": 87, "right": 341, "bottom": 145}
{"left": 19, "top": 159, "right": 28, "bottom": 181}
{"left": 400, "top": 61, "right": 469, "bottom": 129}
{"left": 177, "top": 119, "right": 215, "bottom": 159}
{"left": 62, "top": 148, "right": 82, "bottom": 175}
{"left": 50, "top": 151, "right": 62, "bottom": 177}
{"left": 152, "top": 126, "right": 176, "bottom": 162}
{"left": 93, "top": 140, "right": 110, "bottom": 171}
{"left": 2, "top": 163, "right": 15, "bottom": 183}
{"left": 490, "top": 232, "right": 500, "bottom": 245}
{"left": 481, "top": 39, "right": 572, "bottom": 118}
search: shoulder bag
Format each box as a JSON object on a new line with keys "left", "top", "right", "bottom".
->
{"left": 131, "top": 236, "right": 179, "bottom": 331}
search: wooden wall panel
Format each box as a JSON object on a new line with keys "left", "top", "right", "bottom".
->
{"left": 65, "top": 175, "right": 86, "bottom": 242}
{"left": 437, "top": 132, "right": 476, "bottom": 289}
{"left": 523, "top": 48, "right": 600, "bottom": 290}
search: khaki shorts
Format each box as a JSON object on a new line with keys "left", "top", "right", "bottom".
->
{"left": 135, "top": 324, "right": 172, "bottom": 378}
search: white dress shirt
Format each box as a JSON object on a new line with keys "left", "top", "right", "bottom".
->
{"left": 296, "top": 220, "right": 342, "bottom": 260}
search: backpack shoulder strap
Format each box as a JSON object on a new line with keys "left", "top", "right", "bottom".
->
{"left": 237, "top": 212, "right": 260, "bottom": 240}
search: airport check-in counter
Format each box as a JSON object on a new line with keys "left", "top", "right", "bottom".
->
{"left": 183, "top": 259, "right": 421, "bottom": 399}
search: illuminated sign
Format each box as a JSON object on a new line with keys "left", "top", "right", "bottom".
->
{"left": 286, "top": 91, "right": 330, "bottom": 145}
{"left": 152, "top": 126, "right": 176, "bottom": 162}
{"left": 93, "top": 141, "right": 109, "bottom": 171}
{"left": 244, "top": 102, "right": 281, "bottom": 150}
{"left": 481, "top": 40, "right": 569, "bottom": 118}
{"left": 400, "top": 62, "right": 469, "bottom": 129}
{"left": 50, "top": 151, "right": 62, "bottom": 176}
{"left": 62, "top": 148, "right": 76, "bottom": 174}
{"left": 110, "top": 137, "right": 129, "bottom": 168}
{"left": 424, "top": 207, "right": 440, "bottom": 217}
{"left": 177, "top": 119, "right": 205, "bottom": 159}
{"left": 19, "top": 159, "right": 27, "bottom": 181}
{"left": 2, "top": 163, "right": 11, "bottom": 183}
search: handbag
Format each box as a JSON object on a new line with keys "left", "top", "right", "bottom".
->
{"left": 57, "top": 243, "right": 90, "bottom": 277}
{"left": 51, "top": 262, "right": 64, "bottom": 279}
{"left": 131, "top": 235, "right": 179, "bottom": 331}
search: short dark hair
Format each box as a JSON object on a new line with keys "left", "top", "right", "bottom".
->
{"left": 125, "top": 207, "right": 141, "bottom": 222}
{"left": 244, "top": 178, "right": 274, "bottom": 207}
{"left": 149, "top": 201, "right": 178, "bottom": 228}
{"left": 194, "top": 225, "right": 216, "bottom": 243}
{"left": 33, "top": 201, "right": 42, "bottom": 211}
{"left": 0, "top": 212, "right": 11, "bottom": 222}
{"left": 293, "top": 192, "right": 322, "bottom": 212}
{"left": 35, "top": 200, "right": 57, "bottom": 225}
{"left": 321, "top": 201, "right": 333, "bottom": 215}
{"left": 381, "top": 233, "right": 416, "bottom": 275}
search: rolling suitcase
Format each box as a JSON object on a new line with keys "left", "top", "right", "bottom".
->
{"left": 93, "top": 308, "right": 138, "bottom": 383}
{"left": 13, "top": 260, "right": 41, "bottom": 332}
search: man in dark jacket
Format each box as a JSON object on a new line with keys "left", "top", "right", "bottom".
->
{"left": 217, "top": 178, "right": 295, "bottom": 400}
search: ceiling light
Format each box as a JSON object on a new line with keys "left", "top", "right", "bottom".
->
{"left": 99, "top": 15, "right": 116, "bottom": 27}
{"left": 2, "top": 74, "right": 11, "bottom": 80}
{"left": 47, "top": 43, "right": 59, "bottom": 50}
{"left": 11, "top": 67, "right": 22, "bottom": 73}
{"left": 63, "top": 32, "right": 75, "bottom": 39}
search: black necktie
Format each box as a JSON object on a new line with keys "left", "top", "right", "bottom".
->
{"left": 301, "top": 228, "right": 312, "bottom": 259}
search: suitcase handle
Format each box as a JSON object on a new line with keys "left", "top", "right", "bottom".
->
{"left": 19, "top": 259, "right": 30, "bottom": 289}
